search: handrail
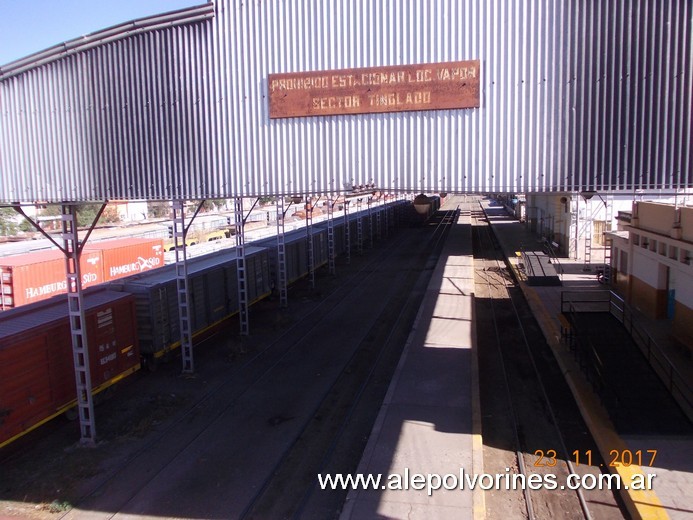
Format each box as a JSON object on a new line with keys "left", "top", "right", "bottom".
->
{"left": 561, "top": 301, "right": 618, "bottom": 406}
{"left": 542, "top": 239, "right": 563, "bottom": 281}
{"left": 561, "top": 290, "right": 692, "bottom": 416}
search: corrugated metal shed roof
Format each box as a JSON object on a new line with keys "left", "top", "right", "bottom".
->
{"left": 0, "top": 0, "right": 690, "bottom": 202}
{"left": 0, "top": 3, "right": 215, "bottom": 80}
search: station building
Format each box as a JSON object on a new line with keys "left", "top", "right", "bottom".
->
{"left": 608, "top": 201, "right": 693, "bottom": 350}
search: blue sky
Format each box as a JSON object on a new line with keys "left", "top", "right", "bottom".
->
{"left": 0, "top": 0, "right": 203, "bottom": 66}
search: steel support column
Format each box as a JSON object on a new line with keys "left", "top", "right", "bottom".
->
{"left": 235, "top": 197, "right": 249, "bottom": 335}
{"left": 327, "top": 197, "right": 336, "bottom": 275}
{"left": 356, "top": 198, "right": 364, "bottom": 255}
{"left": 276, "top": 198, "right": 288, "bottom": 308}
{"left": 600, "top": 194, "right": 614, "bottom": 283}
{"left": 172, "top": 200, "right": 194, "bottom": 373}
{"left": 344, "top": 200, "right": 351, "bottom": 264}
{"left": 62, "top": 204, "right": 96, "bottom": 445}
{"left": 306, "top": 196, "right": 315, "bottom": 289}
{"left": 367, "top": 197, "right": 374, "bottom": 248}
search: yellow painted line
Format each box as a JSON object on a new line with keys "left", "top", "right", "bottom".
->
{"left": 519, "top": 282, "right": 669, "bottom": 520}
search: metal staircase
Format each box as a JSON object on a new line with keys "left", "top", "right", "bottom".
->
{"left": 368, "top": 197, "right": 374, "bottom": 248}
{"left": 603, "top": 194, "right": 613, "bottom": 283}
{"left": 583, "top": 198, "right": 593, "bottom": 270}
{"left": 356, "top": 198, "right": 364, "bottom": 255}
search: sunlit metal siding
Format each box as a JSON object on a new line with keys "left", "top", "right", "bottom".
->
{"left": 213, "top": 0, "right": 691, "bottom": 196}
{"left": 0, "top": 0, "right": 690, "bottom": 203}
{"left": 88, "top": 23, "right": 216, "bottom": 200}
{"left": 0, "top": 5, "right": 216, "bottom": 203}
{"left": 568, "top": 0, "right": 692, "bottom": 191}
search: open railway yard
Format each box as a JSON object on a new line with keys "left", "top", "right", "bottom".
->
{"left": 472, "top": 207, "right": 628, "bottom": 519}
{"left": 3, "top": 197, "right": 680, "bottom": 519}
{"left": 0, "top": 201, "right": 456, "bottom": 520}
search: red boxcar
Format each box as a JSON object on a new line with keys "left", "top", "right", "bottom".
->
{"left": 0, "top": 288, "right": 141, "bottom": 448}
{"left": 0, "top": 249, "right": 103, "bottom": 309}
{"left": 85, "top": 238, "right": 164, "bottom": 282}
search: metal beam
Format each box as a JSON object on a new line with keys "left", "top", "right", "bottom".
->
{"left": 172, "top": 200, "right": 194, "bottom": 373}
{"left": 327, "top": 197, "right": 336, "bottom": 275}
{"left": 61, "top": 204, "right": 96, "bottom": 445}
{"left": 235, "top": 197, "right": 249, "bottom": 335}
{"left": 306, "top": 195, "right": 315, "bottom": 289}
{"left": 276, "top": 198, "right": 288, "bottom": 307}
{"left": 344, "top": 200, "right": 351, "bottom": 264}
{"left": 11, "top": 203, "right": 106, "bottom": 254}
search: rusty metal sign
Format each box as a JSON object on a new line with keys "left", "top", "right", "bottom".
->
{"left": 268, "top": 60, "right": 480, "bottom": 119}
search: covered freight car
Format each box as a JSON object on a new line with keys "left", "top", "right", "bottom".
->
{"left": 0, "top": 289, "right": 140, "bottom": 448}
{"left": 256, "top": 200, "right": 403, "bottom": 281}
{"left": 108, "top": 246, "right": 271, "bottom": 364}
{"left": 256, "top": 222, "right": 333, "bottom": 285}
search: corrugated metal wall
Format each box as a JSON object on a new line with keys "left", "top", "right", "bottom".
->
{"left": 0, "top": 0, "right": 690, "bottom": 202}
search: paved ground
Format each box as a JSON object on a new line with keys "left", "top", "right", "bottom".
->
{"left": 341, "top": 200, "right": 481, "bottom": 519}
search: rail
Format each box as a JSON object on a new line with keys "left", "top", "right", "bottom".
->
{"left": 560, "top": 301, "right": 618, "bottom": 408}
{"left": 561, "top": 290, "right": 692, "bottom": 418}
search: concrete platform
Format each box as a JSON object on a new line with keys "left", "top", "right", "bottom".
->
{"left": 341, "top": 204, "right": 482, "bottom": 519}
{"left": 481, "top": 199, "right": 693, "bottom": 520}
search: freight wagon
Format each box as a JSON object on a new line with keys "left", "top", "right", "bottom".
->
{"left": 255, "top": 200, "right": 402, "bottom": 283}
{"left": 0, "top": 289, "right": 140, "bottom": 448}
{"left": 0, "top": 200, "right": 412, "bottom": 447}
{"left": 107, "top": 246, "right": 271, "bottom": 365}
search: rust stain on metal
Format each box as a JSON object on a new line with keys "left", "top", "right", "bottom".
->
{"left": 268, "top": 60, "right": 480, "bottom": 119}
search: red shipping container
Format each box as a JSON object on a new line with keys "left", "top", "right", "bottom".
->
{"left": 85, "top": 238, "right": 164, "bottom": 282}
{"left": 0, "top": 249, "right": 103, "bottom": 308}
{"left": 0, "top": 289, "right": 141, "bottom": 448}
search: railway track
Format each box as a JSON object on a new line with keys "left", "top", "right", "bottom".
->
{"left": 243, "top": 207, "right": 458, "bottom": 519}
{"left": 10, "top": 207, "right": 456, "bottom": 519}
{"left": 471, "top": 205, "right": 626, "bottom": 519}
